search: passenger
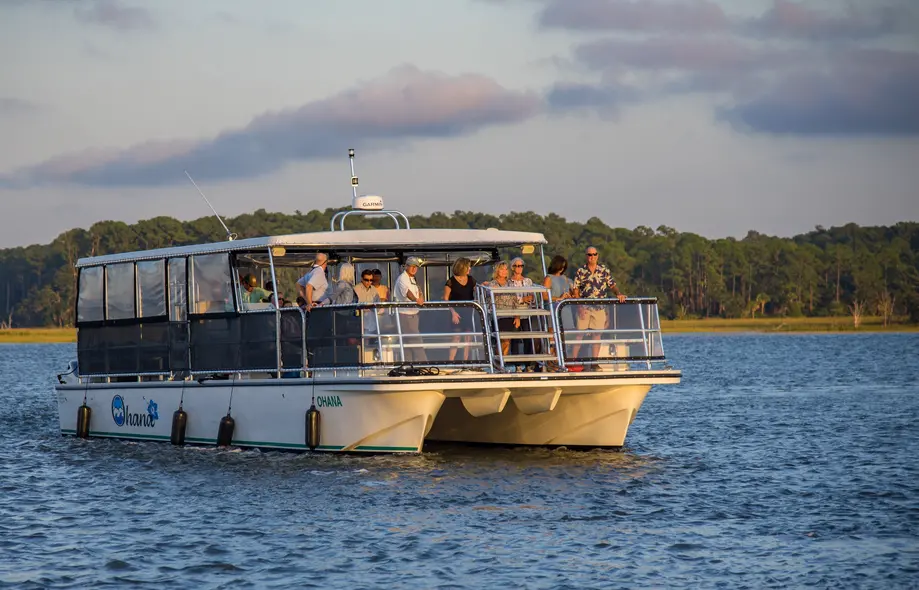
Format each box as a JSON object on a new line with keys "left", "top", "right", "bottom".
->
{"left": 262, "top": 280, "right": 280, "bottom": 305}
{"left": 393, "top": 257, "right": 427, "bottom": 363}
{"left": 443, "top": 257, "right": 477, "bottom": 363}
{"left": 571, "top": 246, "right": 626, "bottom": 369}
{"left": 355, "top": 268, "right": 383, "bottom": 343}
{"left": 509, "top": 257, "right": 536, "bottom": 370}
{"left": 355, "top": 269, "right": 382, "bottom": 304}
{"left": 483, "top": 261, "right": 518, "bottom": 359}
{"left": 371, "top": 269, "right": 390, "bottom": 302}
{"left": 320, "top": 262, "right": 357, "bottom": 305}
{"left": 265, "top": 282, "right": 291, "bottom": 307}
{"left": 296, "top": 253, "right": 329, "bottom": 311}
{"left": 543, "top": 255, "right": 577, "bottom": 301}
{"left": 542, "top": 255, "right": 577, "bottom": 369}
{"left": 241, "top": 274, "right": 272, "bottom": 304}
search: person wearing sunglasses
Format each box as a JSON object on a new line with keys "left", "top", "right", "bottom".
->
{"left": 355, "top": 269, "right": 382, "bottom": 304}
{"left": 509, "top": 257, "right": 537, "bottom": 371}
{"left": 571, "top": 246, "right": 626, "bottom": 369}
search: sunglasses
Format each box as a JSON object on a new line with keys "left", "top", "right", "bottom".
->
{"left": 586, "top": 253, "right": 598, "bottom": 257}
{"left": 512, "top": 264, "right": 523, "bottom": 268}
{"left": 361, "top": 277, "right": 373, "bottom": 282}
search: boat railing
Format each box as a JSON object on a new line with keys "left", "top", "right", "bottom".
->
{"left": 553, "top": 298, "right": 666, "bottom": 370}
{"left": 73, "top": 296, "right": 669, "bottom": 381}
{"left": 329, "top": 209, "right": 411, "bottom": 231}
{"left": 304, "top": 301, "right": 491, "bottom": 373}
{"left": 474, "top": 284, "right": 562, "bottom": 371}
{"left": 187, "top": 306, "right": 308, "bottom": 378}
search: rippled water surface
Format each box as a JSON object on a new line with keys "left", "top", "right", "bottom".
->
{"left": 2, "top": 334, "right": 918, "bottom": 588}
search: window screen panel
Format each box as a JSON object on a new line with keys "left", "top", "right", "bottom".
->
{"left": 137, "top": 260, "right": 166, "bottom": 318}
{"left": 189, "top": 253, "right": 233, "bottom": 314}
{"left": 106, "top": 263, "right": 135, "bottom": 320}
{"left": 77, "top": 266, "right": 104, "bottom": 323}
{"left": 169, "top": 258, "right": 187, "bottom": 322}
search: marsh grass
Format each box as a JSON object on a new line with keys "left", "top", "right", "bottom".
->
{"left": 0, "top": 329, "right": 78, "bottom": 343}
{"left": 0, "top": 317, "right": 915, "bottom": 343}
{"left": 660, "top": 316, "right": 918, "bottom": 333}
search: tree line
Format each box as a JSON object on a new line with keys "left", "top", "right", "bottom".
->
{"left": 1, "top": 209, "right": 917, "bottom": 327}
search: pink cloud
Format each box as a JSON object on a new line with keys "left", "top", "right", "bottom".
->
{"left": 1, "top": 66, "right": 541, "bottom": 187}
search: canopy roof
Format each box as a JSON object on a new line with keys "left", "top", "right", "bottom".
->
{"left": 76, "top": 228, "right": 547, "bottom": 267}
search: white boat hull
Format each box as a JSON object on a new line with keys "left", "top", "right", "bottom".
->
{"left": 428, "top": 384, "right": 650, "bottom": 448}
{"left": 57, "top": 381, "right": 445, "bottom": 453}
{"left": 57, "top": 371, "right": 678, "bottom": 452}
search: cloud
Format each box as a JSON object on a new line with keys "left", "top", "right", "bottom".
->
{"left": 719, "top": 50, "right": 919, "bottom": 135}
{"left": 744, "top": 0, "right": 909, "bottom": 41}
{"left": 546, "top": 81, "right": 640, "bottom": 112}
{"left": 539, "top": 0, "right": 728, "bottom": 33}
{"left": 0, "top": 97, "right": 41, "bottom": 115}
{"left": 74, "top": 0, "right": 155, "bottom": 31}
{"left": 545, "top": 1, "right": 919, "bottom": 136}
{"left": 537, "top": 0, "right": 915, "bottom": 40}
{"left": 574, "top": 36, "right": 792, "bottom": 74}
{"left": 1, "top": 66, "right": 542, "bottom": 187}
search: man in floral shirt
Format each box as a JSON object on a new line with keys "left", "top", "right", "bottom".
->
{"left": 572, "top": 246, "right": 626, "bottom": 367}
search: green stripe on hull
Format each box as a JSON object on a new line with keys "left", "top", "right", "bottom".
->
{"left": 354, "top": 446, "right": 419, "bottom": 452}
{"left": 91, "top": 431, "right": 171, "bottom": 441}
{"left": 59, "top": 431, "right": 416, "bottom": 452}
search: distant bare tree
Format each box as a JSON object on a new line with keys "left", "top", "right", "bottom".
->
{"left": 877, "top": 292, "right": 896, "bottom": 327}
{"left": 850, "top": 299, "right": 865, "bottom": 328}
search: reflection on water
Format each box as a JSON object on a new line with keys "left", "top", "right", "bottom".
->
{"left": 1, "top": 335, "right": 918, "bottom": 588}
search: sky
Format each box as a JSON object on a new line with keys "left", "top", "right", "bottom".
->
{"left": 1, "top": 0, "right": 917, "bottom": 249}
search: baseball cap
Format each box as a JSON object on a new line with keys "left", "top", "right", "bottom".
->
{"left": 404, "top": 256, "right": 423, "bottom": 267}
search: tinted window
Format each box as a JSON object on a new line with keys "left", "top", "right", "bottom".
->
{"left": 189, "top": 253, "right": 233, "bottom": 314}
{"left": 77, "top": 266, "right": 104, "bottom": 323}
{"left": 106, "top": 263, "right": 135, "bottom": 320}
{"left": 169, "top": 258, "right": 187, "bottom": 321}
{"left": 137, "top": 260, "right": 166, "bottom": 318}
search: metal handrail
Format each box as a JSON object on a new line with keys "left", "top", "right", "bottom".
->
{"left": 329, "top": 209, "right": 412, "bottom": 231}
{"left": 305, "top": 300, "right": 491, "bottom": 370}
{"left": 554, "top": 299, "right": 667, "bottom": 367}
{"left": 474, "top": 283, "right": 563, "bottom": 371}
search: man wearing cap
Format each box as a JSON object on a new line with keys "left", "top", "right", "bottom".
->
{"left": 296, "top": 252, "right": 329, "bottom": 311}
{"left": 394, "top": 257, "right": 428, "bottom": 363}
{"left": 241, "top": 274, "right": 272, "bottom": 305}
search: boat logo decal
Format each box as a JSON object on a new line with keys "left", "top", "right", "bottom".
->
{"left": 147, "top": 400, "right": 159, "bottom": 421}
{"left": 111, "top": 395, "right": 159, "bottom": 428}
{"left": 111, "top": 395, "right": 126, "bottom": 426}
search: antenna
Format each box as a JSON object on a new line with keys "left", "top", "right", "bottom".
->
{"left": 348, "top": 148, "right": 358, "bottom": 200}
{"left": 184, "top": 170, "right": 237, "bottom": 241}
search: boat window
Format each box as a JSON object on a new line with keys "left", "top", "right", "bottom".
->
{"left": 189, "top": 253, "right": 233, "bottom": 314}
{"left": 106, "top": 263, "right": 135, "bottom": 320}
{"left": 76, "top": 266, "right": 104, "bottom": 323}
{"left": 137, "top": 260, "right": 166, "bottom": 318}
{"left": 168, "top": 258, "right": 187, "bottom": 321}
{"left": 426, "top": 265, "right": 447, "bottom": 298}
{"left": 470, "top": 264, "right": 491, "bottom": 284}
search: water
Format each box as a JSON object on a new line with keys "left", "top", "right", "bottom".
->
{"left": 1, "top": 334, "right": 918, "bottom": 588}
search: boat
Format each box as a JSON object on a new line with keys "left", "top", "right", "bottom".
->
{"left": 55, "top": 151, "right": 681, "bottom": 453}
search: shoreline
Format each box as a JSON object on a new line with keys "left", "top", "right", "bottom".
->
{"left": 2, "top": 317, "right": 916, "bottom": 344}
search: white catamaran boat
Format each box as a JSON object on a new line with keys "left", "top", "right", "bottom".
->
{"left": 56, "top": 152, "right": 681, "bottom": 453}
